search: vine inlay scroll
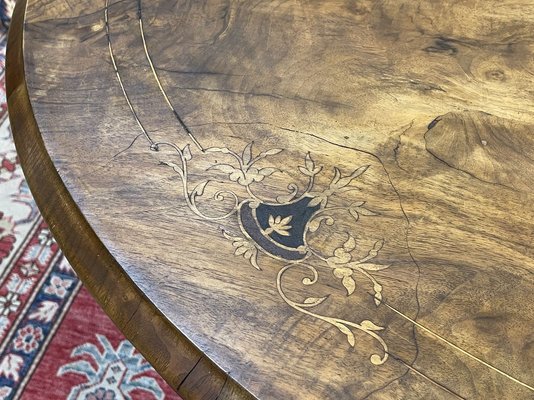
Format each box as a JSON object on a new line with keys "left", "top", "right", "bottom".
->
{"left": 157, "top": 142, "right": 390, "bottom": 365}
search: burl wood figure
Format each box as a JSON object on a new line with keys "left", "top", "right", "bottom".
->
{"left": 7, "top": 0, "right": 534, "bottom": 398}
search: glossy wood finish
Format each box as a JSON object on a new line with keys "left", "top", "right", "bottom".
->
{"left": 7, "top": 0, "right": 534, "bottom": 398}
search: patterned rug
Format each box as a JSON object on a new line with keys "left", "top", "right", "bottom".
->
{"left": 0, "top": 3, "right": 181, "bottom": 399}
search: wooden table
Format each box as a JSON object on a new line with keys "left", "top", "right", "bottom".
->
{"left": 7, "top": 0, "right": 534, "bottom": 398}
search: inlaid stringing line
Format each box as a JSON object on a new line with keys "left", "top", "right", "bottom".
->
{"left": 104, "top": 0, "right": 155, "bottom": 146}
{"left": 381, "top": 298, "right": 534, "bottom": 392}
{"left": 136, "top": 0, "right": 205, "bottom": 152}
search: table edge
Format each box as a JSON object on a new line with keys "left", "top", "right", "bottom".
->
{"left": 5, "top": 1, "right": 253, "bottom": 399}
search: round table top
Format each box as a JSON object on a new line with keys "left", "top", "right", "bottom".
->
{"left": 7, "top": 0, "right": 534, "bottom": 398}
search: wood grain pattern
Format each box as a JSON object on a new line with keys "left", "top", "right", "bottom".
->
{"left": 7, "top": 0, "right": 534, "bottom": 398}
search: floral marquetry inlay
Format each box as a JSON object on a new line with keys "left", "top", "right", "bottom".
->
{"left": 157, "top": 141, "right": 392, "bottom": 365}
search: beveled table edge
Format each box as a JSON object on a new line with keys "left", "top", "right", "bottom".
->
{"left": 6, "top": 1, "right": 254, "bottom": 399}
